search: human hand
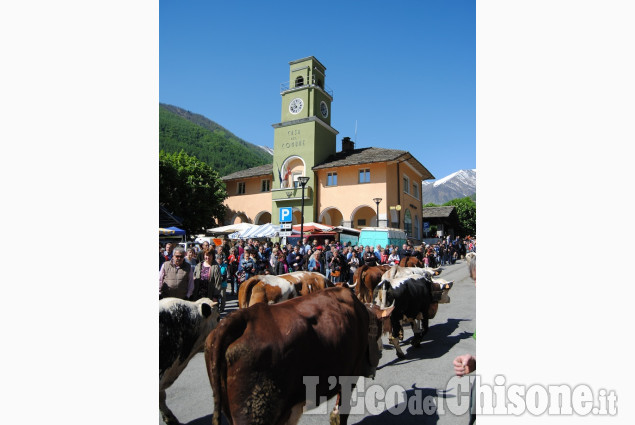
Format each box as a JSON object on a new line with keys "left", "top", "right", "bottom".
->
{"left": 453, "top": 354, "right": 476, "bottom": 376}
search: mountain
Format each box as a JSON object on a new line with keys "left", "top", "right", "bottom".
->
{"left": 159, "top": 103, "right": 272, "bottom": 176}
{"left": 421, "top": 169, "right": 476, "bottom": 204}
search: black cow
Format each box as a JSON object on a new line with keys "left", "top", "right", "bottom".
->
{"left": 373, "top": 273, "right": 450, "bottom": 359}
{"left": 160, "top": 297, "right": 220, "bottom": 425}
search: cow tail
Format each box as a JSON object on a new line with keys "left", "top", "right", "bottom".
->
{"left": 359, "top": 265, "right": 369, "bottom": 302}
{"left": 204, "top": 313, "right": 249, "bottom": 425}
{"left": 239, "top": 277, "right": 259, "bottom": 308}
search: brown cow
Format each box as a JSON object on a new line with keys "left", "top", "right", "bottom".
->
{"left": 349, "top": 264, "right": 391, "bottom": 303}
{"left": 205, "top": 287, "right": 394, "bottom": 425}
{"left": 398, "top": 255, "right": 424, "bottom": 267}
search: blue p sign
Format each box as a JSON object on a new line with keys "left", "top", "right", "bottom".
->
{"left": 279, "top": 207, "right": 292, "bottom": 223}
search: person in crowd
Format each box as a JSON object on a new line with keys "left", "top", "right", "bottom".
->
{"left": 269, "top": 247, "right": 279, "bottom": 272}
{"left": 164, "top": 242, "right": 174, "bottom": 261}
{"left": 302, "top": 237, "right": 312, "bottom": 256}
{"left": 254, "top": 244, "right": 269, "bottom": 274}
{"left": 193, "top": 248, "right": 221, "bottom": 302}
{"left": 410, "top": 245, "right": 421, "bottom": 261}
{"left": 196, "top": 241, "right": 210, "bottom": 263}
{"left": 308, "top": 251, "right": 322, "bottom": 274}
{"left": 227, "top": 247, "right": 239, "bottom": 296}
{"left": 239, "top": 248, "right": 256, "bottom": 282}
{"left": 215, "top": 245, "right": 226, "bottom": 263}
{"left": 328, "top": 246, "right": 345, "bottom": 283}
{"left": 216, "top": 254, "right": 228, "bottom": 312}
{"left": 324, "top": 243, "right": 335, "bottom": 279}
{"left": 399, "top": 243, "right": 411, "bottom": 259}
{"left": 159, "top": 247, "right": 193, "bottom": 300}
{"left": 184, "top": 248, "right": 198, "bottom": 268}
{"left": 363, "top": 245, "right": 378, "bottom": 267}
{"left": 274, "top": 249, "right": 288, "bottom": 275}
{"left": 287, "top": 245, "right": 304, "bottom": 272}
{"left": 374, "top": 245, "right": 382, "bottom": 263}
{"left": 388, "top": 249, "right": 400, "bottom": 266}
{"left": 380, "top": 247, "right": 390, "bottom": 265}
{"left": 347, "top": 246, "right": 360, "bottom": 285}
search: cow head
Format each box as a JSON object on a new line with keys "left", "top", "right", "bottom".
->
{"left": 431, "top": 279, "right": 453, "bottom": 304}
{"left": 363, "top": 302, "right": 395, "bottom": 378}
{"left": 196, "top": 297, "right": 221, "bottom": 331}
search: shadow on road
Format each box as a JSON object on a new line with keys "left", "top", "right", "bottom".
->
{"left": 378, "top": 318, "right": 473, "bottom": 369}
{"left": 353, "top": 384, "right": 456, "bottom": 425}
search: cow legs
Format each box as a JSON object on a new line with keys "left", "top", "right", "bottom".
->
{"left": 330, "top": 392, "right": 349, "bottom": 425}
{"left": 159, "top": 389, "right": 180, "bottom": 425}
{"left": 411, "top": 319, "right": 423, "bottom": 348}
{"left": 389, "top": 335, "right": 406, "bottom": 359}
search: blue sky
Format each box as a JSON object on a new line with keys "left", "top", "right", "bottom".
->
{"left": 160, "top": 0, "right": 475, "bottom": 181}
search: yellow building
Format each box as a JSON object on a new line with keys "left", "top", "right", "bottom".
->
{"left": 221, "top": 57, "right": 434, "bottom": 242}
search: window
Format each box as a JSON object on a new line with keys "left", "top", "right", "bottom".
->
{"left": 359, "top": 169, "right": 370, "bottom": 184}
{"left": 237, "top": 182, "right": 246, "bottom": 195}
{"left": 327, "top": 172, "right": 338, "bottom": 186}
{"left": 403, "top": 175, "right": 410, "bottom": 194}
{"left": 261, "top": 180, "right": 270, "bottom": 192}
{"left": 357, "top": 219, "right": 366, "bottom": 226}
{"left": 414, "top": 215, "right": 419, "bottom": 239}
{"left": 295, "top": 76, "right": 304, "bottom": 87}
{"left": 412, "top": 183, "right": 419, "bottom": 199}
{"left": 404, "top": 210, "right": 412, "bottom": 237}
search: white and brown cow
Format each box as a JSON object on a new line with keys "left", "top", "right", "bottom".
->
{"left": 159, "top": 297, "right": 220, "bottom": 425}
{"left": 237, "top": 272, "right": 334, "bottom": 308}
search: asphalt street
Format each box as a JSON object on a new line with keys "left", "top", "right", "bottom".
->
{"left": 160, "top": 259, "right": 476, "bottom": 425}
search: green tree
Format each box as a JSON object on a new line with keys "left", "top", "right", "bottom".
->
{"left": 443, "top": 197, "right": 476, "bottom": 237}
{"left": 159, "top": 150, "right": 227, "bottom": 235}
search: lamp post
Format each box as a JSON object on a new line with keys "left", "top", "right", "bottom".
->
{"left": 298, "top": 176, "right": 310, "bottom": 242}
{"left": 373, "top": 197, "right": 382, "bottom": 227}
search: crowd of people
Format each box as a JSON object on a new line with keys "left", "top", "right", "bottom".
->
{"left": 158, "top": 235, "right": 475, "bottom": 311}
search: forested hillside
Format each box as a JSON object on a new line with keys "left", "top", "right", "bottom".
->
{"left": 159, "top": 104, "right": 272, "bottom": 176}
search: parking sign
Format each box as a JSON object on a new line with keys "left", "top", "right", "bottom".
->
{"left": 279, "top": 207, "right": 292, "bottom": 223}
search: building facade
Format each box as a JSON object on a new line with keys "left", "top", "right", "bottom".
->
{"left": 221, "top": 57, "right": 434, "bottom": 241}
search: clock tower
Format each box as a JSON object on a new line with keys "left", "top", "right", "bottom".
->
{"left": 271, "top": 57, "right": 338, "bottom": 225}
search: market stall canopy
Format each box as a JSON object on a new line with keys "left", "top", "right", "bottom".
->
{"left": 291, "top": 222, "right": 334, "bottom": 233}
{"left": 159, "top": 226, "right": 186, "bottom": 236}
{"left": 206, "top": 223, "right": 257, "bottom": 235}
{"left": 332, "top": 226, "right": 361, "bottom": 235}
{"left": 229, "top": 223, "right": 280, "bottom": 240}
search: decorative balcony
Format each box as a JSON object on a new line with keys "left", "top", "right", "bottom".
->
{"left": 271, "top": 186, "right": 313, "bottom": 202}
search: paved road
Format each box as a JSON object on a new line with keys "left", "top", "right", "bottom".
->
{"left": 160, "top": 260, "right": 475, "bottom": 425}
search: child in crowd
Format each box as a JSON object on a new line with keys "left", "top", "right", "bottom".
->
{"left": 217, "top": 255, "right": 228, "bottom": 312}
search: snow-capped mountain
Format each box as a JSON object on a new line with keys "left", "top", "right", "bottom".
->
{"left": 421, "top": 169, "right": 476, "bottom": 204}
{"left": 259, "top": 146, "right": 274, "bottom": 155}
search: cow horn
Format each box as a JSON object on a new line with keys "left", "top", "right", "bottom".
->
{"left": 347, "top": 280, "right": 358, "bottom": 289}
{"left": 380, "top": 299, "right": 395, "bottom": 318}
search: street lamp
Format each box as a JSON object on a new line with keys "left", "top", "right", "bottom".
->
{"left": 298, "top": 176, "right": 310, "bottom": 242}
{"left": 373, "top": 197, "right": 382, "bottom": 227}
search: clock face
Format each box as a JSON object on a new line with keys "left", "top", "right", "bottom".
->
{"left": 320, "top": 101, "right": 329, "bottom": 118}
{"left": 289, "top": 98, "right": 304, "bottom": 114}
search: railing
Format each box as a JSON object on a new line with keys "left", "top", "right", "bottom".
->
{"left": 280, "top": 75, "right": 333, "bottom": 97}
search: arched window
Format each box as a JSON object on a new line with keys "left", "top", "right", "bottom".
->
{"left": 295, "top": 76, "right": 304, "bottom": 87}
{"left": 414, "top": 215, "right": 419, "bottom": 239}
{"left": 404, "top": 210, "right": 412, "bottom": 237}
